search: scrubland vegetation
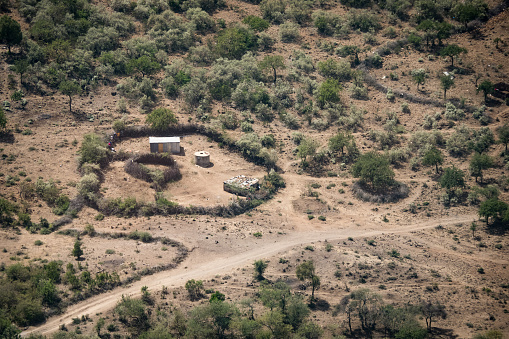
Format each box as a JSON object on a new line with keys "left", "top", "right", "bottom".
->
{"left": 1, "top": 0, "right": 509, "bottom": 337}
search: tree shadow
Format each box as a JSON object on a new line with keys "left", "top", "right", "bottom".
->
{"left": 485, "top": 220, "right": 508, "bottom": 236}
{"left": 0, "top": 131, "right": 15, "bottom": 144}
{"left": 431, "top": 327, "right": 460, "bottom": 338}
{"left": 308, "top": 298, "right": 330, "bottom": 311}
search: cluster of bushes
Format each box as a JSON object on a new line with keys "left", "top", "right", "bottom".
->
{"left": 102, "top": 279, "right": 440, "bottom": 339}
{"left": 61, "top": 262, "right": 121, "bottom": 303}
{"left": 0, "top": 261, "right": 64, "bottom": 330}
{"left": 313, "top": 8, "right": 381, "bottom": 37}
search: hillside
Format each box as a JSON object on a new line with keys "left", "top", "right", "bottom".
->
{"left": 0, "top": 0, "right": 508, "bottom": 338}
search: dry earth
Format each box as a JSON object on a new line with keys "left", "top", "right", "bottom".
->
{"left": 0, "top": 0, "right": 509, "bottom": 338}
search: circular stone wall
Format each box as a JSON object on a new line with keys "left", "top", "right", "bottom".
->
{"left": 194, "top": 151, "right": 210, "bottom": 167}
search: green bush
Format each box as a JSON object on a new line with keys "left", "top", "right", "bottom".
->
{"left": 146, "top": 108, "right": 178, "bottom": 131}
{"left": 279, "top": 21, "right": 300, "bottom": 42}
{"left": 316, "top": 78, "right": 341, "bottom": 108}
{"left": 242, "top": 15, "right": 269, "bottom": 31}
{"left": 215, "top": 26, "right": 257, "bottom": 60}
{"left": 79, "top": 133, "right": 109, "bottom": 167}
{"left": 53, "top": 194, "right": 70, "bottom": 215}
{"left": 35, "top": 179, "right": 60, "bottom": 205}
{"left": 347, "top": 9, "right": 381, "bottom": 32}
{"left": 352, "top": 152, "right": 395, "bottom": 192}
{"left": 260, "top": 0, "right": 286, "bottom": 24}
{"left": 317, "top": 58, "right": 351, "bottom": 81}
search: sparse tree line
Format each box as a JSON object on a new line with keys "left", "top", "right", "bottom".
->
{"left": 10, "top": 258, "right": 504, "bottom": 338}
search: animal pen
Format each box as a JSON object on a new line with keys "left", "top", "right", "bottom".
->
{"left": 223, "top": 175, "right": 259, "bottom": 197}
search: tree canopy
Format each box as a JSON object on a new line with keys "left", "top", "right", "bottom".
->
{"left": 352, "top": 152, "right": 395, "bottom": 192}
{"left": 259, "top": 55, "right": 285, "bottom": 83}
{"left": 440, "top": 44, "right": 467, "bottom": 67}
{"left": 146, "top": 108, "right": 178, "bottom": 131}
{"left": 440, "top": 166, "right": 465, "bottom": 191}
{"left": 0, "top": 15, "right": 22, "bottom": 53}
{"left": 477, "top": 80, "right": 494, "bottom": 103}
{"left": 296, "top": 260, "right": 320, "bottom": 300}
{"left": 59, "top": 80, "right": 82, "bottom": 112}
{"left": 469, "top": 153, "right": 493, "bottom": 183}
{"left": 479, "top": 199, "right": 509, "bottom": 226}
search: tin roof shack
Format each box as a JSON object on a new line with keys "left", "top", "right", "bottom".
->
{"left": 223, "top": 175, "right": 259, "bottom": 197}
{"left": 149, "top": 136, "right": 181, "bottom": 154}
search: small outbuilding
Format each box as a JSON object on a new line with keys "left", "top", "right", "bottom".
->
{"left": 149, "top": 136, "right": 181, "bottom": 154}
{"left": 194, "top": 151, "right": 210, "bottom": 167}
{"left": 224, "top": 175, "right": 259, "bottom": 196}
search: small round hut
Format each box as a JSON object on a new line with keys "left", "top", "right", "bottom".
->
{"left": 194, "top": 151, "right": 210, "bottom": 167}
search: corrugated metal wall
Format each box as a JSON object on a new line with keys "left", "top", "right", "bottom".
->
{"left": 150, "top": 142, "right": 179, "bottom": 153}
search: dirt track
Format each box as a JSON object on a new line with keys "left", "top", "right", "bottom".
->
{"left": 21, "top": 213, "right": 481, "bottom": 337}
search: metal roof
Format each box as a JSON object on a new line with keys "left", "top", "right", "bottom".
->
{"left": 149, "top": 136, "right": 180, "bottom": 143}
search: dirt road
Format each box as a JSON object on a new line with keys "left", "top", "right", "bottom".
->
{"left": 21, "top": 213, "right": 479, "bottom": 337}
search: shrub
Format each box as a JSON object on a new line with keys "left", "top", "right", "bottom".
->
{"left": 279, "top": 21, "right": 300, "bottom": 42}
{"left": 260, "top": 0, "right": 286, "bottom": 24}
{"left": 446, "top": 125, "right": 472, "bottom": 157}
{"left": 317, "top": 59, "right": 351, "bottom": 81}
{"left": 146, "top": 108, "right": 178, "bottom": 131}
{"left": 78, "top": 173, "right": 100, "bottom": 199}
{"left": 215, "top": 26, "right": 257, "bottom": 60}
{"left": 316, "top": 79, "right": 341, "bottom": 108}
{"left": 312, "top": 10, "right": 342, "bottom": 36}
{"left": 185, "top": 8, "right": 216, "bottom": 34}
{"left": 347, "top": 9, "right": 381, "bottom": 32}
{"left": 35, "top": 179, "right": 60, "bottom": 205}
{"left": 242, "top": 15, "right": 269, "bottom": 32}
{"left": 80, "top": 133, "right": 109, "bottom": 167}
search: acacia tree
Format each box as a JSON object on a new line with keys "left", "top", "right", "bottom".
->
{"left": 352, "top": 152, "right": 395, "bottom": 192}
{"left": 59, "top": 80, "right": 82, "bottom": 112}
{"left": 477, "top": 80, "right": 494, "bottom": 103}
{"left": 453, "top": 0, "right": 488, "bottom": 29}
{"left": 440, "top": 166, "right": 465, "bottom": 193}
{"left": 297, "top": 137, "right": 319, "bottom": 165}
{"left": 126, "top": 55, "right": 160, "bottom": 78}
{"left": 0, "top": 15, "right": 22, "bottom": 53}
{"left": 349, "top": 289, "right": 384, "bottom": 337}
{"left": 469, "top": 153, "right": 493, "bottom": 183}
{"left": 417, "top": 19, "right": 438, "bottom": 48}
{"left": 440, "top": 75, "right": 454, "bottom": 99}
{"left": 259, "top": 55, "right": 285, "bottom": 84}
{"left": 12, "top": 59, "right": 29, "bottom": 85}
{"left": 411, "top": 69, "right": 427, "bottom": 91}
{"left": 185, "top": 279, "right": 204, "bottom": 301}
{"left": 420, "top": 301, "right": 447, "bottom": 332}
{"left": 296, "top": 261, "right": 320, "bottom": 301}
{"left": 479, "top": 199, "right": 508, "bottom": 226}
{"left": 253, "top": 260, "right": 268, "bottom": 281}
{"left": 114, "top": 296, "right": 150, "bottom": 336}
{"left": 440, "top": 44, "right": 467, "bottom": 68}
{"left": 496, "top": 123, "right": 509, "bottom": 152}
{"left": 328, "top": 132, "right": 354, "bottom": 157}
{"left": 422, "top": 146, "right": 443, "bottom": 174}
